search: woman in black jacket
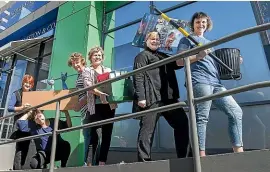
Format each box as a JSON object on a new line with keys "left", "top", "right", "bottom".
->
{"left": 8, "top": 74, "right": 34, "bottom": 170}
{"left": 133, "top": 31, "right": 191, "bottom": 162}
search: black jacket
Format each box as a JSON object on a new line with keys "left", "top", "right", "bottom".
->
{"left": 132, "top": 49, "right": 183, "bottom": 112}
{"left": 9, "top": 88, "right": 31, "bottom": 139}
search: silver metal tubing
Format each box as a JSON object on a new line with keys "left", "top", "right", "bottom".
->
{"left": 57, "top": 101, "right": 187, "bottom": 134}
{"left": 194, "top": 81, "right": 270, "bottom": 104}
{"left": 0, "top": 132, "right": 52, "bottom": 146}
{"left": 49, "top": 101, "right": 61, "bottom": 172}
{"left": 184, "top": 57, "right": 201, "bottom": 172}
{"left": 1, "top": 22, "right": 269, "bottom": 122}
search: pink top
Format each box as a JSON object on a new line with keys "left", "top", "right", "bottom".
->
{"left": 81, "top": 66, "right": 117, "bottom": 115}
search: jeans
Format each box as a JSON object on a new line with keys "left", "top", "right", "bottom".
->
{"left": 82, "top": 113, "right": 91, "bottom": 164}
{"left": 193, "top": 83, "right": 243, "bottom": 151}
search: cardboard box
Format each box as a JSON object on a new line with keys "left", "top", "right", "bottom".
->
{"left": 22, "top": 90, "right": 79, "bottom": 110}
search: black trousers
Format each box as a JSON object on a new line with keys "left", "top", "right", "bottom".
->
{"left": 12, "top": 131, "right": 31, "bottom": 170}
{"left": 87, "top": 104, "right": 115, "bottom": 165}
{"left": 137, "top": 100, "right": 191, "bottom": 162}
{"left": 30, "top": 140, "right": 71, "bottom": 169}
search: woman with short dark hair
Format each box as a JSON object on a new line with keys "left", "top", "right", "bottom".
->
{"left": 67, "top": 52, "right": 91, "bottom": 166}
{"left": 177, "top": 12, "right": 244, "bottom": 156}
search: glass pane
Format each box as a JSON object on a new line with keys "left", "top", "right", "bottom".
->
{"left": 205, "top": 105, "right": 270, "bottom": 153}
{"left": 11, "top": 60, "right": 28, "bottom": 93}
{"left": 159, "top": 117, "right": 175, "bottom": 149}
{"left": 256, "top": 2, "right": 270, "bottom": 43}
{"left": 114, "top": 23, "right": 141, "bottom": 47}
{"left": 158, "top": 1, "right": 270, "bottom": 150}
{"left": 153, "top": 1, "right": 185, "bottom": 11}
{"left": 112, "top": 42, "right": 140, "bottom": 71}
{"left": 165, "top": 1, "right": 270, "bottom": 103}
{"left": 111, "top": 119, "right": 140, "bottom": 148}
{"left": 0, "top": 60, "right": 12, "bottom": 105}
{"left": 106, "top": 1, "right": 150, "bottom": 30}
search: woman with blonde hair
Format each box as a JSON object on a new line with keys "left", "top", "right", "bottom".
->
{"left": 82, "top": 46, "right": 117, "bottom": 166}
{"left": 133, "top": 31, "right": 191, "bottom": 162}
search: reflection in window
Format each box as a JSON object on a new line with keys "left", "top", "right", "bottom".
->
{"left": 112, "top": 42, "right": 141, "bottom": 116}
{"left": 156, "top": 1, "right": 270, "bottom": 151}
{"left": 111, "top": 119, "right": 140, "bottom": 148}
{"left": 153, "top": 1, "right": 185, "bottom": 11}
{"left": 114, "top": 23, "right": 141, "bottom": 47}
{"left": 36, "top": 40, "right": 52, "bottom": 90}
{"left": 166, "top": 1, "right": 270, "bottom": 103}
{"left": 106, "top": 1, "right": 150, "bottom": 29}
{"left": 11, "top": 60, "right": 28, "bottom": 93}
{"left": 0, "top": 60, "right": 12, "bottom": 104}
{"left": 108, "top": 1, "right": 270, "bottom": 151}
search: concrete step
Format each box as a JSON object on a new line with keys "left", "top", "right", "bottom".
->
{"left": 3, "top": 149, "right": 270, "bottom": 172}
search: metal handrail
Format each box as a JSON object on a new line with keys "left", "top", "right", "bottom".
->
{"left": 0, "top": 101, "right": 187, "bottom": 146}
{"left": 0, "top": 22, "right": 269, "bottom": 122}
{"left": 0, "top": 22, "right": 268, "bottom": 172}
{"left": 194, "top": 81, "right": 270, "bottom": 104}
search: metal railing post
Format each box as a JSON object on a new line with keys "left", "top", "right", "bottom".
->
{"left": 49, "top": 101, "right": 61, "bottom": 172}
{"left": 184, "top": 57, "right": 202, "bottom": 172}
{"left": 5, "top": 117, "right": 12, "bottom": 139}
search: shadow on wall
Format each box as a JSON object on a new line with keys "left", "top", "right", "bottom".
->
{"left": 67, "top": 142, "right": 84, "bottom": 167}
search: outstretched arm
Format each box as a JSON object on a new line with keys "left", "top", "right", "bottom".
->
{"left": 60, "top": 110, "right": 72, "bottom": 128}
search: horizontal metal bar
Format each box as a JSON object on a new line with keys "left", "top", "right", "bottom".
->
{"left": 0, "top": 22, "right": 269, "bottom": 122}
{"left": 15, "top": 37, "right": 54, "bottom": 56}
{"left": 0, "top": 102, "right": 186, "bottom": 145}
{"left": 57, "top": 101, "right": 187, "bottom": 134}
{"left": 105, "top": 1, "right": 135, "bottom": 14}
{"left": 105, "top": 18, "right": 141, "bottom": 34}
{"left": 194, "top": 81, "right": 270, "bottom": 104}
{"left": 157, "top": 1, "right": 197, "bottom": 14}
{"left": 4, "top": 81, "right": 270, "bottom": 145}
{"left": 106, "top": 1, "right": 197, "bottom": 34}
{"left": 0, "top": 132, "right": 52, "bottom": 146}
{"left": 13, "top": 51, "right": 52, "bottom": 67}
{"left": 0, "top": 36, "right": 53, "bottom": 58}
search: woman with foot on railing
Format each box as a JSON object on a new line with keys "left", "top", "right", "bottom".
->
{"left": 177, "top": 12, "right": 244, "bottom": 157}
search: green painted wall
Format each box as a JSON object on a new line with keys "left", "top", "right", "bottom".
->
{"left": 46, "top": 1, "right": 127, "bottom": 167}
{"left": 47, "top": 1, "right": 104, "bottom": 167}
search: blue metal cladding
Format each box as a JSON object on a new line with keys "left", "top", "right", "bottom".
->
{"left": 0, "top": 8, "right": 58, "bottom": 47}
{"left": 0, "top": 1, "right": 49, "bottom": 33}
